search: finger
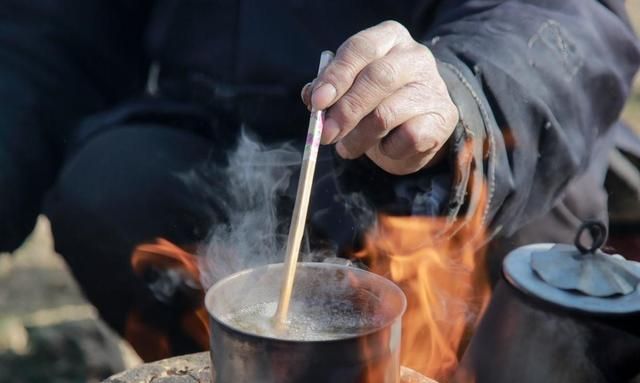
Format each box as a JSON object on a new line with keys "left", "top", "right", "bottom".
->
{"left": 311, "top": 20, "right": 410, "bottom": 111}
{"left": 335, "top": 82, "right": 431, "bottom": 159}
{"left": 365, "top": 114, "right": 441, "bottom": 175}
{"left": 324, "top": 47, "right": 426, "bottom": 145}
{"left": 366, "top": 149, "right": 433, "bottom": 176}
{"left": 379, "top": 113, "right": 447, "bottom": 160}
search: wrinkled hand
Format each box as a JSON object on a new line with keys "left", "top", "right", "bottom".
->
{"left": 302, "top": 20, "right": 458, "bottom": 175}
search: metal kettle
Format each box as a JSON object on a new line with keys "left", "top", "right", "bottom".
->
{"left": 453, "top": 221, "right": 640, "bottom": 383}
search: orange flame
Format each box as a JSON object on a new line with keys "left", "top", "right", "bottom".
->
{"left": 131, "top": 238, "right": 201, "bottom": 279}
{"left": 126, "top": 238, "right": 210, "bottom": 361}
{"left": 354, "top": 194, "right": 490, "bottom": 382}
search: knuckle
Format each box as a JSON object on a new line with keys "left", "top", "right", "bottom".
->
{"left": 362, "top": 60, "right": 398, "bottom": 90}
{"left": 424, "top": 113, "right": 449, "bottom": 148}
{"left": 382, "top": 20, "right": 407, "bottom": 35}
{"left": 372, "top": 104, "right": 394, "bottom": 133}
{"left": 413, "top": 41, "right": 430, "bottom": 54}
{"left": 387, "top": 20, "right": 414, "bottom": 44}
{"left": 404, "top": 81, "right": 429, "bottom": 97}
{"left": 414, "top": 43, "right": 435, "bottom": 64}
{"left": 322, "top": 60, "right": 356, "bottom": 89}
{"left": 405, "top": 120, "right": 437, "bottom": 152}
{"left": 411, "top": 49, "right": 436, "bottom": 80}
{"left": 447, "top": 103, "right": 460, "bottom": 127}
{"left": 403, "top": 127, "right": 424, "bottom": 152}
{"left": 341, "top": 34, "right": 378, "bottom": 60}
{"left": 335, "top": 94, "right": 365, "bottom": 126}
{"left": 433, "top": 97, "right": 459, "bottom": 129}
{"left": 429, "top": 111, "right": 448, "bottom": 129}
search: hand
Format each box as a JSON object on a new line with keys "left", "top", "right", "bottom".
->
{"left": 301, "top": 20, "right": 459, "bottom": 175}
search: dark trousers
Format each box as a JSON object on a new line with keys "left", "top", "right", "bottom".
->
{"left": 44, "top": 125, "right": 217, "bottom": 357}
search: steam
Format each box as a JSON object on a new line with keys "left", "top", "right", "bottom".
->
{"left": 191, "top": 131, "right": 304, "bottom": 289}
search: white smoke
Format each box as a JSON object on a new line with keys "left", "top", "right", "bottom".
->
{"left": 194, "top": 131, "right": 304, "bottom": 289}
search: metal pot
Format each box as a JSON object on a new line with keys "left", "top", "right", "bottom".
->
{"left": 205, "top": 262, "right": 407, "bottom": 383}
{"left": 454, "top": 222, "right": 640, "bottom": 383}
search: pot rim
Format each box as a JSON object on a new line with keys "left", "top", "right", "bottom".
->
{"left": 204, "top": 262, "right": 407, "bottom": 343}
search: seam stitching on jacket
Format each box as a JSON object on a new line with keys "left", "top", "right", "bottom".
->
{"left": 440, "top": 62, "right": 496, "bottom": 225}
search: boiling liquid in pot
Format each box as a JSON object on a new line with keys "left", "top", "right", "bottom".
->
{"left": 222, "top": 299, "right": 386, "bottom": 341}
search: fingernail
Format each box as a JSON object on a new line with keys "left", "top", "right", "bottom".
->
{"left": 312, "top": 83, "right": 337, "bottom": 110}
{"left": 322, "top": 118, "right": 340, "bottom": 144}
{"left": 300, "top": 82, "right": 311, "bottom": 101}
{"left": 300, "top": 82, "right": 312, "bottom": 111}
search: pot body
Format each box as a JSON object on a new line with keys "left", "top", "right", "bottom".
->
{"left": 453, "top": 279, "right": 640, "bottom": 383}
{"left": 205, "top": 263, "right": 406, "bottom": 383}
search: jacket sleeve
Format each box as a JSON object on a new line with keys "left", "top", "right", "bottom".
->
{"left": 0, "top": 1, "right": 151, "bottom": 251}
{"left": 423, "top": 0, "right": 640, "bottom": 236}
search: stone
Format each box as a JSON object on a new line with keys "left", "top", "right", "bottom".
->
{"left": 103, "top": 352, "right": 437, "bottom": 383}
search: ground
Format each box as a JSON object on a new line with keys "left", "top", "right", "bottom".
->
{"left": 1, "top": 6, "right": 640, "bottom": 383}
{"left": 0, "top": 217, "right": 141, "bottom": 383}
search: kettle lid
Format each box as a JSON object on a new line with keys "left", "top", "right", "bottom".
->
{"left": 503, "top": 221, "right": 640, "bottom": 315}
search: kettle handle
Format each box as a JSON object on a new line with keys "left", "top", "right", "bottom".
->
{"left": 575, "top": 220, "right": 607, "bottom": 254}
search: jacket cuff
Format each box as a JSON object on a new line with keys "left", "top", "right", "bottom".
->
{"left": 435, "top": 60, "right": 488, "bottom": 230}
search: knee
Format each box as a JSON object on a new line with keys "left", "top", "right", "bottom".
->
{"left": 43, "top": 126, "right": 216, "bottom": 334}
{"left": 45, "top": 126, "right": 216, "bottom": 256}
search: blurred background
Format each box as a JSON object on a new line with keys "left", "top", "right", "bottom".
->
{"left": 623, "top": 3, "right": 640, "bottom": 131}
{"left": 1, "top": 4, "right": 640, "bottom": 383}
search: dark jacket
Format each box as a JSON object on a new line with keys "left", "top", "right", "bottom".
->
{"left": 0, "top": 0, "right": 638, "bottom": 251}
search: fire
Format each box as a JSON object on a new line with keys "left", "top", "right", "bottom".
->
{"left": 131, "top": 238, "right": 201, "bottom": 279}
{"left": 127, "top": 238, "right": 210, "bottom": 361}
{"left": 354, "top": 198, "right": 490, "bottom": 381}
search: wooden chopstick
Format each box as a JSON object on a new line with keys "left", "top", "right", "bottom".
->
{"left": 273, "top": 51, "right": 334, "bottom": 328}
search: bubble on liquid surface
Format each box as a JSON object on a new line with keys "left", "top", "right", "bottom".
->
{"left": 220, "top": 299, "right": 387, "bottom": 341}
